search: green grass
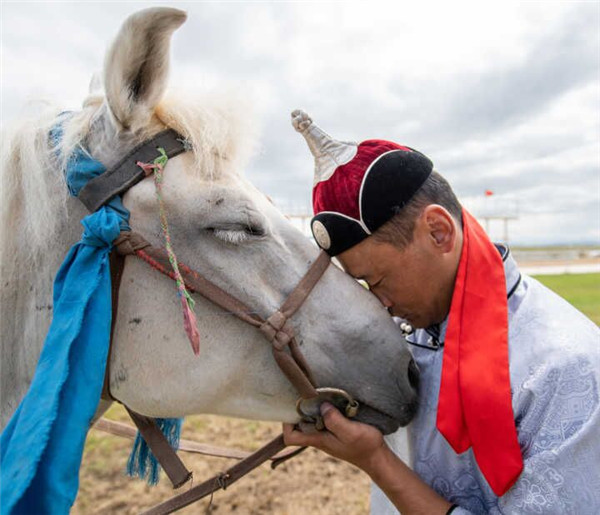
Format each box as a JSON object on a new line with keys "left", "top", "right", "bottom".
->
{"left": 513, "top": 245, "right": 600, "bottom": 252}
{"left": 533, "top": 273, "right": 600, "bottom": 325}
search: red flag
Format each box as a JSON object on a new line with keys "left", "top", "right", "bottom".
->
{"left": 485, "top": 189, "right": 494, "bottom": 196}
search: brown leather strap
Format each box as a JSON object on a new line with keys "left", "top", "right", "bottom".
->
{"left": 115, "top": 232, "right": 330, "bottom": 401}
{"left": 104, "top": 232, "right": 151, "bottom": 400}
{"left": 279, "top": 251, "right": 330, "bottom": 319}
{"left": 78, "top": 129, "right": 188, "bottom": 212}
{"left": 113, "top": 231, "right": 152, "bottom": 255}
{"left": 270, "top": 445, "right": 307, "bottom": 469}
{"left": 106, "top": 244, "right": 192, "bottom": 490}
{"left": 102, "top": 251, "right": 126, "bottom": 401}
{"left": 126, "top": 407, "right": 193, "bottom": 489}
{"left": 141, "top": 435, "right": 287, "bottom": 515}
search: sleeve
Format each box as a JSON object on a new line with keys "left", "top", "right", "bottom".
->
{"left": 490, "top": 356, "right": 600, "bottom": 514}
{"left": 371, "top": 349, "right": 600, "bottom": 515}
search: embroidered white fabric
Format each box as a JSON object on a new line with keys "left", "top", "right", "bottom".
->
{"left": 371, "top": 251, "right": 600, "bottom": 514}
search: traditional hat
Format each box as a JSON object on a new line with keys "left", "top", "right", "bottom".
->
{"left": 292, "top": 109, "right": 433, "bottom": 256}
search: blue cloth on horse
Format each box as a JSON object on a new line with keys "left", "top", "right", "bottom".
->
{"left": 0, "top": 136, "right": 129, "bottom": 514}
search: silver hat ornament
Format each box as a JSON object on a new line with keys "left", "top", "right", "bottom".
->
{"left": 291, "top": 109, "right": 358, "bottom": 186}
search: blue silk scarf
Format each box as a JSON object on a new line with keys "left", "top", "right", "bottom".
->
{"left": 1, "top": 123, "right": 132, "bottom": 514}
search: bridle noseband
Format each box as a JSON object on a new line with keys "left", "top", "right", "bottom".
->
{"left": 90, "top": 129, "right": 360, "bottom": 514}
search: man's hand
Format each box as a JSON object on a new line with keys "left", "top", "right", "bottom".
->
{"left": 282, "top": 402, "right": 387, "bottom": 474}
{"left": 283, "top": 402, "right": 452, "bottom": 514}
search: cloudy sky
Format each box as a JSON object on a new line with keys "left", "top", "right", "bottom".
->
{"left": 2, "top": 1, "right": 599, "bottom": 245}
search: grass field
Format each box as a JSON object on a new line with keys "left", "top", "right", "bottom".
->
{"left": 532, "top": 273, "right": 600, "bottom": 325}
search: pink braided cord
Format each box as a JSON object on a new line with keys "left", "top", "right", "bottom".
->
{"left": 137, "top": 155, "right": 201, "bottom": 355}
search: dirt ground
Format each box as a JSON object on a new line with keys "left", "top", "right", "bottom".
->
{"left": 73, "top": 405, "right": 371, "bottom": 514}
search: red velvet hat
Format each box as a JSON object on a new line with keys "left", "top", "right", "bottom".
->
{"left": 292, "top": 110, "right": 433, "bottom": 255}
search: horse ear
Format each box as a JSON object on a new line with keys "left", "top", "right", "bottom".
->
{"left": 103, "top": 7, "right": 187, "bottom": 131}
{"left": 88, "top": 72, "right": 102, "bottom": 94}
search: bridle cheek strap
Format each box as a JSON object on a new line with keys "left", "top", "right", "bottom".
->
{"left": 111, "top": 231, "right": 330, "bottom": 400}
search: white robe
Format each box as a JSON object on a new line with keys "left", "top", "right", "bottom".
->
{"left": 371, "top": 247, "right": 600, "bottom": 514}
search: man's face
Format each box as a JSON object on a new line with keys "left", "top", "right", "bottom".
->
{"left": 336, "top": 230, "right": 453, "bottom": 329}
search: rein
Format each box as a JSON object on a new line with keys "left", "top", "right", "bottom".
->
{"left": 89, "top": 129, "right": 359, "bottom": 513}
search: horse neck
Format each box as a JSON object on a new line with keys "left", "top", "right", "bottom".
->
{"left": 0, "top": 195, "right": 87, "bottom": 429}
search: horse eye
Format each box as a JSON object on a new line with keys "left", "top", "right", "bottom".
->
{"left": 204, "top": 224, "right": 265, "bottom": 244}
{"left": 245, "top": 225, "right": 265, "bottom": 237}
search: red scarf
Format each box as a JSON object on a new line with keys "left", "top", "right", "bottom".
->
{"left": 436, "top": 209, "right": 523, "bottom": 496}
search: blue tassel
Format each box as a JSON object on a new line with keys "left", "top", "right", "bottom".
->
{"left": 126, "top": 417, "right": 183, "bottom": 485}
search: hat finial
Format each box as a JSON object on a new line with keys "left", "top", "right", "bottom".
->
{"left": 291, "top": 109, "right": 358, "bottom": 185}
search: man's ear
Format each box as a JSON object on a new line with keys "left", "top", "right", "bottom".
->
{"left": 422, "top": 204, "right": 457, "bottom": 253}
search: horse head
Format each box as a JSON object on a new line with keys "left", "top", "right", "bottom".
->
{"left": 1, "top": 7, "right": 418, "bottom": 435}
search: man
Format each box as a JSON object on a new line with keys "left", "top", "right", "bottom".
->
{"left": 284, "top": 110, "right": 600, "bottom": 514}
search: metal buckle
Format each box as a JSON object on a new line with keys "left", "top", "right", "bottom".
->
{"left": 295, "top": 387, "right": 359, "bottom": 430}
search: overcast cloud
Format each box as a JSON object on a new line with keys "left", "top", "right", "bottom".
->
{"left": 2, "top": 1, "right": 599, "bottom": 245}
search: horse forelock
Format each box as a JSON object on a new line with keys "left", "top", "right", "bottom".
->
{"left": 155, "top": 90, "right": 258, "bottom": 181}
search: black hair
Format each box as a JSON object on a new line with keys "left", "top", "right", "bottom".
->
{"left": 372, "top": 171, "right": 462, "bottom": 249}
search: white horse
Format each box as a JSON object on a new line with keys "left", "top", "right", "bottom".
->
{"left": 0, "top": 7, "right": 417, "bottom": 437}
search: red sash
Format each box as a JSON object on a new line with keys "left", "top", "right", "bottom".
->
{"left": 436, "top": 209, "right": 523, "bottom": 496}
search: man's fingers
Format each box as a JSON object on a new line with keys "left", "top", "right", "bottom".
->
{"left": 320, "top": 402, "right": 353, "bottom": 437}
{"left": 283, "top": 422, "right": 332, "bottom": 448}
{"left": 282, "top": 423, "right": 305, "bottom": 446}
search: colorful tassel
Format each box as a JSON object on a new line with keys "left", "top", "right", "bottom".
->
{"left": 181, "top": 296, "right": 201, "bottom": 355}
{"left": 136, "top": 148, "right": 201, "bottom": 355}
{"left": 126, "top": 417, "right": 182, "bottom": 485}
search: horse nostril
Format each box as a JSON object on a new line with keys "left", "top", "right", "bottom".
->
{"left": 408, "top": 358, "right": 420, "bottom": 390}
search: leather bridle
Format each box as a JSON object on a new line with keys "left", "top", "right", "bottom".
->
{"left": 89, "top": 129, "right": 359, "bottom": 514}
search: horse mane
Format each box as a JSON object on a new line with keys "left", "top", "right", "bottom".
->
{"left": 0, "top": 89, "right": 257, "bottom": 278}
